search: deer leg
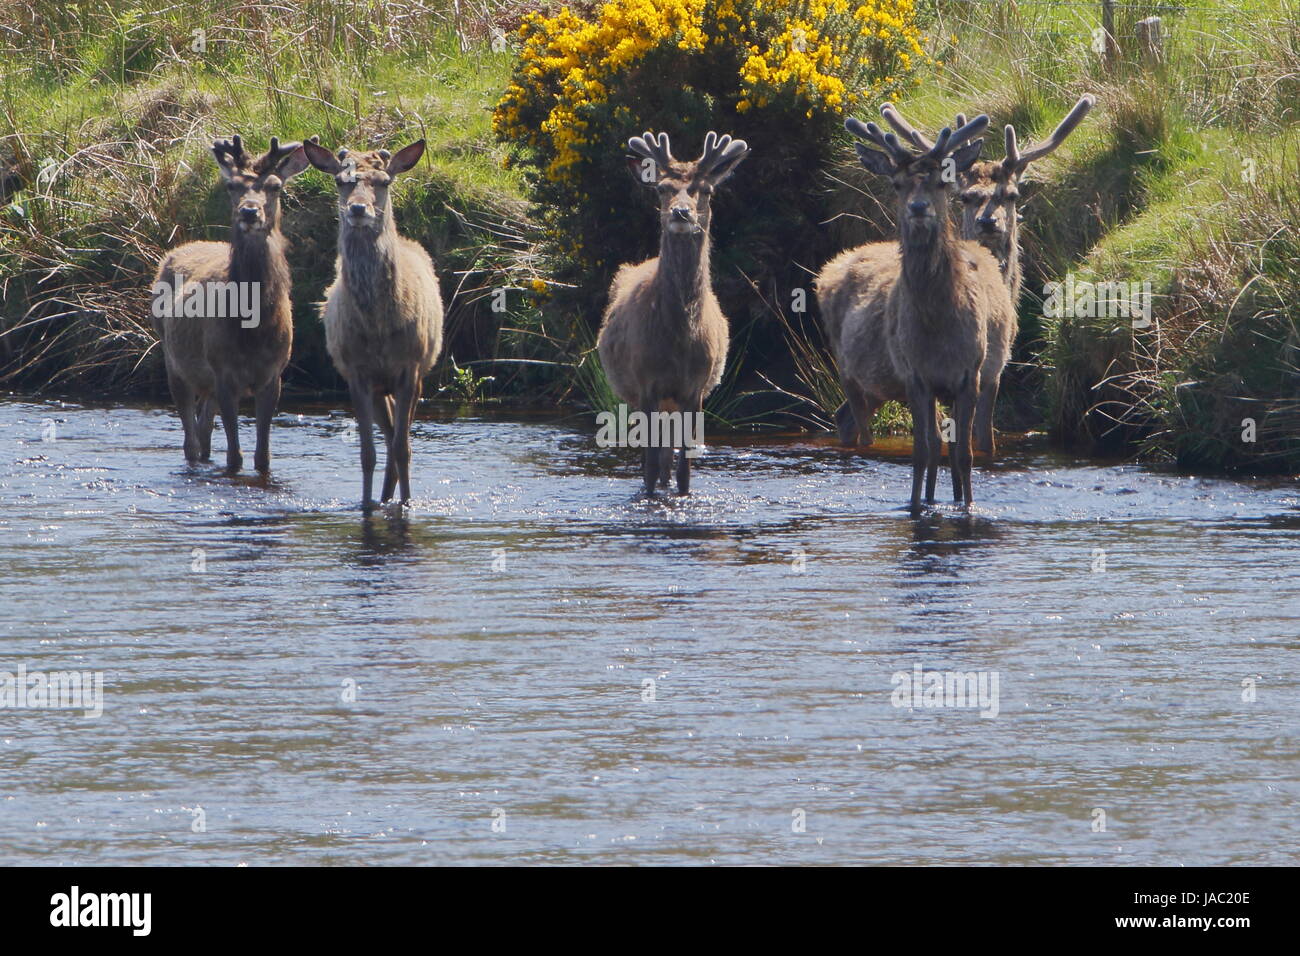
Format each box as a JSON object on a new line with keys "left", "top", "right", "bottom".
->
{"left": 975, "top": 381, "right": 999, "bottom": 458}
{"left": 944, "top": 404, "right": 964, "bottom": 503}
{"left": 402, "top": 375, "right": 423, "bottom": 503}
{"left": 387, "top": 373, "right": 418, "bottom": 505}
{"left": 906, "top": 381, "right": 932, "bottom": 516}
{"left": 196, "top": 396, "right": 216, "bottom": 463}
{"left": 376, "top": 392, "right": 397, "bottom": 503}
{"left": 348, "top": 378, "right": 377, "bottom": 509}
{"left": 641, "top": 400, "right": 660, "bottom": 496}
{"left": 954, "top": 384, "right": 978, "bottom": 507}
{"left": 834, "top": 401, "right": 856, "bottom": 445}
{"left": 253, "top": 376, "right": 280, "bottom": 475}
{"left": 838, "top": 380, "right": 880, "bottom": 446}
{"left": 166, "top": 370, "right": 200, "bottom": 465}
{"left": 676, "top": 399, "right": 702, "bottom": 495}
{"left": 856, "top": 393, "right": 881, "bottom": 446}
{"left": 215, "top": 378, "right": 243, "bottom": 475}
{"left": 674, "top": 436, "right": 690, "bottom": 494}
{"left": 924, "top": 397, "right": 941, "bottom": 504}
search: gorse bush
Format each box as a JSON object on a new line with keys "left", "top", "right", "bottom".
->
{"left": 492, "top": 0, "right": 933, "bottom": 316}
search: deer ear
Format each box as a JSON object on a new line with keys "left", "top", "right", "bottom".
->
{"left": 950, "top": 138, "right": 984, "bottom": 174}
{"left": 854, "top": 144, "right": 895, "bottom": 177}
{"left": 387, "top": 140, "right": 425, "bottom": 175}
{"left": 276, "top": 146, "right": 310, "bottom": 180}
{"left": 303, "top": 139, "right": 344, "bottom": 175}
{"left": 627, "top": 155, "right": 657, "bottom": 186}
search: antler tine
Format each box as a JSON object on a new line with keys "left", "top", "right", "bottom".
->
{"left": 701, "top": 130, "right": 719, "bottom": 161}
{"left": 212, "top": 133, "right": 245, "bottom": 161}
{"left": 879, "top": 102, "right": 934, "bottom": 151}
{"left": 655, "top": 132, "right": 676, "bottom": 166}
{"left": 954, "top": 113, "right": 967, "bottom": 129}
{"left": 698, "top": 130, "right": 746, "bottom": 174}
{"left": 846, "top": 117, "right": 912, "bottom": 163}
{"left": 628, "top": 130, "right": 673, "bottom": 170}
{"left": 257, "top": 134, "right": 304, "bottom": 172}
{"left": 1003, "top": 125, "right": 1020, "bottom": 168}
{"left": 1015, "top": 94, "right": 1095, "bottom": 165}
{"left": 923, "top": 113, "right": 989, "bottom": 160}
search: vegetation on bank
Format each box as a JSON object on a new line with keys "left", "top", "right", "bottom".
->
{"left": 1, "top": 0, "right": 1296, "bottom": 472}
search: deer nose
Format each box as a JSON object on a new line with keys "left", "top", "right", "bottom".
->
{"left": 670, "top": 206, "right": 692, "bottom": 222}
{"left": 239, "top": 205, "right": 260, "bottom": 221}
{"left": 908, "top": 200, "right": 930, "bottom": 217}
{"left": 977, "top": 215, "right": 998, "bottom": 231}
{"left": 348, "top": 203, "right": 369, "bottom": 217}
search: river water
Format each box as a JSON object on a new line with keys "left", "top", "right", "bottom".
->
{"left": 1, "top": 397, "right": 1297, "bottom": 865}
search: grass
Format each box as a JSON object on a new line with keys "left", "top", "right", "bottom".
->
{"left": 0, "top": 1, "right": 538, "bottom": 396}
{"left": 2, "top": 0, "right": 1298, "bottom": 470}
{"left": 810, "top": 0, "right": 1300, "bottom": 469}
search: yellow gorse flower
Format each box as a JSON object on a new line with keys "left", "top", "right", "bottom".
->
{"left": 494, "top": 0, "right": 931, "bottom": 185}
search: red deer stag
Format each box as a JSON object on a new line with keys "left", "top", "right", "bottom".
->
{"left": 819, "top": 114, "right": 1015, "bottom": 514}
{"left": 597, "top": 130, "right": 749, "bottom": 495}
{"left": 152, "top": 135, "right": 308, "bottom": 474}
{"left": 871, "top": 95, "right": 1095, "bottom": 455}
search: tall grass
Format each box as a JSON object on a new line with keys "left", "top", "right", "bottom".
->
{"left": 0, "top": 1, "right": 540, "bottom": 394}
{"left": 1, "top": 0, "right": 1297, "bottom": 470}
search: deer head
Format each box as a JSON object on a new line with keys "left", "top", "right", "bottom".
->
{"left": 847, "top": 113, "right": 989, "bottom": 246}
{"left": 211, "top": 134, "right": 309, "bottom": 235}
{"left": 881, "top": 96, "right": 1094, "bottom": 253}
{"left": 302, "top": 137, "right": 426, "bottom": 232}
{"left": 626, "top": 130, "right": 749, "bottom": 238}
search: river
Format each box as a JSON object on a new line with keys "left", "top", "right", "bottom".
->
{"left": 1, "top": 397, "right": 1296, "bottom": 864}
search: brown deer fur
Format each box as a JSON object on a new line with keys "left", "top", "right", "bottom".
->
{"left": 152, "top": 135, "right": 308, "bottom": 474}
{"left": 819, "top": 115, "right": 1014, "bottom": 513}
{"left": 303, "top": 138, "right": 444, "bottom": 508}
{"left": 833, "top": 97, "right": 1094, "bottom": 455}
{"left": 597, "top": 130, "right": 748, "bottom": 495}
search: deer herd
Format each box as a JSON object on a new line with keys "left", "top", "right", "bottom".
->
{"left": 151, "top": 95, "right": 1093, "bottom": 516}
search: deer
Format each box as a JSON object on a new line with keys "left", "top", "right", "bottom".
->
{"left": 818, "top": 114, "right": 1015, "bottom": 514}
{"left": 151, "top": 134, "right": 308, "bottom": 475}
{"left": 851, "top": 95, "right": 1095, "bottom": 456}
{"left": 302, "top": 137, "right": 444, "bottom": 509}
{"left": 596, "top": 130, "right": 749, "bottom": 496}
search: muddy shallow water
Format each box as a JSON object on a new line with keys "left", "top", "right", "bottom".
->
{"left": 1, "top": 397, "right": 1297, "bottom": 865}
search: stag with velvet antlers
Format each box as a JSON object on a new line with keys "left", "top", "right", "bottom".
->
{"left": 597, "top": 130, "right": 749, "bottom": 495}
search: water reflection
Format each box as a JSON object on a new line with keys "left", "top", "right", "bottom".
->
{"left": 0, "top": 397, "right": 1296, "bottom": 866}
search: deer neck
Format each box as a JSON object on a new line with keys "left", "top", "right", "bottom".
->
{"left": 898, "top": 211, "right": 962, "bottom": 321}
{"left": 339, "top": 216, "right": 399, "bottom": 310}
{"left": 1000, "top": 209, "right": 1022, "bottom": 301}
{"left": 654, "top": 226, "right": 710, "bottom": 325}
{"left": 228, "top": 227, "right": 288, "bottom": 300}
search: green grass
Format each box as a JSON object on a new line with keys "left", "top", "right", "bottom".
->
{"left": 0, "top": 2, "right": 537, "bottom": 395}
{"left": 809, "top": 0, "right": 1300, "bottom": 469}
{"left": 2, "top": 0, "right": 1298, "bottom": 470}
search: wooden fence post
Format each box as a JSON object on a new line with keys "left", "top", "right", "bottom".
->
{"left": 1101, "top": 0, "right": 1120, "bottom": 69}
{"left": 1136, "top": 16, "right": 1165, "bottom": 66}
